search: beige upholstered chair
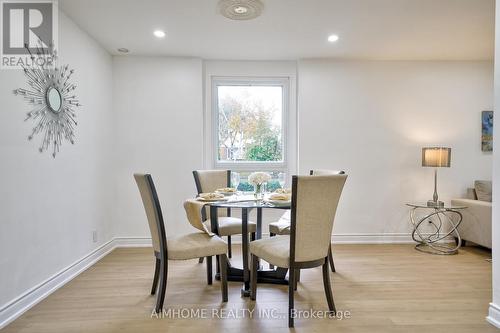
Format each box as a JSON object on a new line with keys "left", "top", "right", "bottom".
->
{"left": 268, "top": 169, "right": 345, "bottom": 272}
{"left": 193, "top": 170, "right": 256, "bottom": 258}
{"left": 134, "top": 174, "right": 228, "bottom": 313}
{"left": 250, "top": 174, "right": 347, "bottom": 327}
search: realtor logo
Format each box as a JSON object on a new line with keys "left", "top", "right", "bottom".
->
{"left": 1, "top": 0, "right": 58, "bottom": 69}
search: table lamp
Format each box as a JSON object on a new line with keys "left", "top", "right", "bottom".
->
{"left": 422, "top": 147, "right": 451, "bottom": 207}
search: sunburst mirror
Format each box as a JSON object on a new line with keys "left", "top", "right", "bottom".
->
{"left": 13, "top": 42, "right": 81, "bottom": 158}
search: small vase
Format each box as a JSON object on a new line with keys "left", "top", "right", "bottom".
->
{"left": 254, "top": 183, "right": 263, "bottom": 199}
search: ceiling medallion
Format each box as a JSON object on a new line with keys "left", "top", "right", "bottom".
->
{"left": 218, "top": 0, "right": 264, "bottom": 20}
{"left": 13, "top": 42, "right": 81, "bottom": 158}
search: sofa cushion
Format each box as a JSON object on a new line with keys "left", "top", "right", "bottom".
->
{"left": 474, "top": 180, "right": 492, "bottom": 202}
{"left": 466, "top": 188, "right": 478, "bottom": 200}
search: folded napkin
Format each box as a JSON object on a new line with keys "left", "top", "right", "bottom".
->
{"left": 272, "top": 210, "right": 291, "bottom": 233}
{"left": 276, "top": 222, "right": 291, "bottom": 233}
{"left": 280, "top": 210, "right": 291, "bottom": 222}
{"left": 216, "top": 187, "right": 237, "bottom": 193}
{"left": 183, "top": 199, "right": 215, "bottom": 236}
{"left": 198, "top": 192, "right": 225, "bottom": 200}
{"left": 269, "top": 193, "right": 291, "bottom": 201}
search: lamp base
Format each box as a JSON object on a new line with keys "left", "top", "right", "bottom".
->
{"left": 427, "top": 200, "right": 444, "bottom": 208}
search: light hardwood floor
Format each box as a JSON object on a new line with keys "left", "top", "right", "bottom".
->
{"left": 3, "top": 244, "right": 496, "bottom": 333}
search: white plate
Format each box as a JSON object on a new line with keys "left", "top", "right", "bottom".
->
{"left": 196, "top": 197, "right": 228, "bottom": 202}
{"left": 215, "top": 190, "right": 236, "bottom": 197}
{"left": 265, "top": 199, "right": 291, "bottom": 206}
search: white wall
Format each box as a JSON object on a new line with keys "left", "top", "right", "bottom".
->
{"left": 0, "top": 11, "right": 113, "bottom": 308}
{"left": 112, "top": 56, "right": 203, "bottom": 238}
{"left": 299, "top": 60, "right": 493, "bottom": 239}
{"left": 487, "top": 0, "right": 500, "bottom": 327}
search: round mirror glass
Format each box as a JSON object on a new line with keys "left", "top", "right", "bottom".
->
{"left": 46, "top": 87, "right": 62, "bottom": 113}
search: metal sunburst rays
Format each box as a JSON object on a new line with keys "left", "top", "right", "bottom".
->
{"left": 13, "top": 41, "right": 81, "bottom": 158}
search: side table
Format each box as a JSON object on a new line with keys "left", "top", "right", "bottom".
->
{"left": 406, "top": 203, "right": 467, "bottom": 255}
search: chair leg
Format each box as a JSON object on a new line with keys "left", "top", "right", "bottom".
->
{"left": 199, "top": 257, "right": 204, "bottom": 264}
{"left": 216, "top": 253, "right": 220, "bottom": 275}
{"left": 294, "top": 269, "right": 300, "bottom": 290}
{"left": 328, "top": 244, "right": 336, "bottom": 273}
{"left": 269, "top": 233, "right": 275, "bottom": 269}
{"left": 251, "top": 254, "right": 258, "bottom": 300}
{"left": 322, "top": 257, "right": 336, "bottom": 314}
{"left": 151, "top": 258, "right": 160, "bottom": 295}
{"left": 227, "top": 236, "right": 232, "bottom": 258}
{"left": 206, "top": 256, "right": 213, "bottom": 285}
{"left": 288, "top": 267, "right": 295, "bottom": 328}
{"left": 155, "top": 257, "right": 168, "bottom": 313}
{"left": 219, "top": 254, "right": 228, "bottom": 302}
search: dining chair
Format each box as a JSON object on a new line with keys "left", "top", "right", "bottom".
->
{"left": 134, "top": 174, "right": 229, "bottom": 313}
{"left": 250, "top": 174, "right": 347, "bottom": 327}
{"left": 193, "top": 170, "right": 256, "bottom": 259}
{"left": 268, "top": 169, "right": 345, "bottom": 273}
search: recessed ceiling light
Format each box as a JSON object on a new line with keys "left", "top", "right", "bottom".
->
{"left": 153, "top": 30, "right": 166, "bottom": 38}
{"left": 117, "top": 48, "right": 129, "bottom": 53}
{"left": 218, "top": 0, "right": 264, "bottom": 20}
{"left": 233, "top": 6, "right": 248, "bottom": 14}
{"left": 328, "top": 34, "right": 339, "bottom": 43}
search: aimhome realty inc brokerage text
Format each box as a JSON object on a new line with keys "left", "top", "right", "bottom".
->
{"left": 151, "top": 308, "right": 352, "bottom": 320}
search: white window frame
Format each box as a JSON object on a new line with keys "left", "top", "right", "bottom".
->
{"left": 211, "top": 76, "right": 290, "bottom": 173}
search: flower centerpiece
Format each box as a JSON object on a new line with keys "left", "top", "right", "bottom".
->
{"left": 248, "top": 172, "right": 271, "bottom": 199}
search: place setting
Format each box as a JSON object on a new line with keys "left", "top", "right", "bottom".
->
{"left": 195, "top": 172, "right": 292, "bottom": 208}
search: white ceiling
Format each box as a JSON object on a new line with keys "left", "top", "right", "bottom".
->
{"left": 59, "top": 0, "right": 495, "bottom": 61}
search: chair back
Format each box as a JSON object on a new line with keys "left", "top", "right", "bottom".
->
{"left": 134, "top": 174, "right": 167, "bottom": 254}
{"left": 193, "top": 170, "right": 230, "bottom": 193}
{"left": 310, "top": 169, "right": 345, "bottom": 175}
{"left": 290, "top": 174, "right": 347, "bottom": 264}
{"left": 193, "top": 170, "right": 231, "bottom": 219}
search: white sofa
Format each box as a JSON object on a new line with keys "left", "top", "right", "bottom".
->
{"left": 451, "top": 186, "right": 492, "bottom": 249}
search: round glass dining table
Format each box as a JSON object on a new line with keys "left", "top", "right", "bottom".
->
{"left": 204, "top": 195, "right": 290, "bottom": 297}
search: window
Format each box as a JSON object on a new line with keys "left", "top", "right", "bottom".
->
{"left": 213, "top": 77, "right": 288, "bottom": 167}
{"left": 212, "top": 77, "right": 289, "bottom": 189}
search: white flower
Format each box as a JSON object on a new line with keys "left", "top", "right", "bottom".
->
{"left": 248, "top": 172, "right": 271, "bottom": 186}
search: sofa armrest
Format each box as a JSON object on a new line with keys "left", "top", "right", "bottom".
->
{"left": 451, "top": 198, "right": 491, "bottom": 248}
{"left": 451, "top": 198, "right": 491, "bottom": 209}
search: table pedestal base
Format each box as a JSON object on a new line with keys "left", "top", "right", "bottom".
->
{"left": 215, "top": 267, "right": 289, "bottom": 297}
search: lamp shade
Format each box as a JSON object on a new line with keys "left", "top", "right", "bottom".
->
{"left": 422, "top": 147, "right": 451, "bottom": 167}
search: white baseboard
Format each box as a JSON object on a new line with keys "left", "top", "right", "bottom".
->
{"left": 108, "top": 234, "right": 423, "bottom": 245}
{"left": 487, "top": 302, "right": 500, "bottom": 328}
{"left": 332, "top": 233, "right": 446, "bottom": 244}
{"left": 229, "top": 232, "right": 449, "bottom": 244}
{"left": 0, "top": 237, "right": 152, "bottom": 329}
{"left": 113, "top": 236, "right": 152, "bottom": 247}
{"left": 0, "top": 233, "right": 453, "bottom": 329}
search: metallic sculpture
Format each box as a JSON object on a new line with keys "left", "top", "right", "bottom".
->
{"left": 13, "top": 42, "right": 81, "bottom": 158}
